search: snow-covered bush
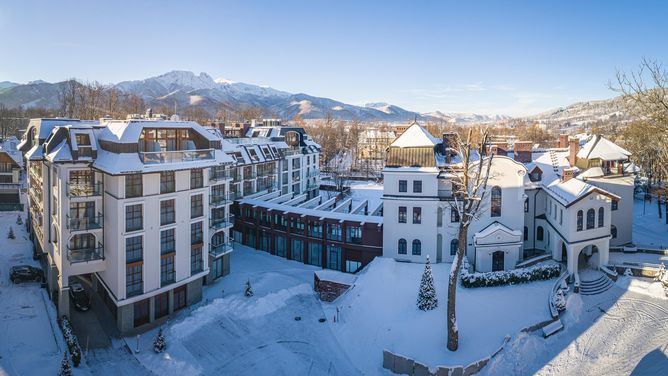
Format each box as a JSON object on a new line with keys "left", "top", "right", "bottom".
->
{"left": 59, "top": 316, "right": 82, "bottom": 367}
{"left": 16, "top": 215, "right": 22, "bottom": 225}
{"left": 460, "top": 258, "right": 561, "bottom": 288}
{"left": 417, "top": 256, "right": 438, "bottom": 311}
{"left": 553, "top": 289, "right": 567, "bottom": 312}
{"left": 58, "top": 352, "right": 72, "bottom": 376}
{"left": 624, "top": 268, "right": 633, "bottom": 277}
{"left": 245, "top": 280, "right": 253, "bottom": 297}
{"left": 8, "top": 226, "right": 14, "bottom": 239}
{"left": 654, "top": 263, "right": 666, "bottom": 282}
{"left": 153, "top": 328, "right": 167, "bottom": 353}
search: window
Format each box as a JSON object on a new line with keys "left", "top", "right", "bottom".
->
{"left": 191, "top": 194, "right": 203, "bottom": 218}
{"left": 490, "top": 186, "right": 502, "bottom": 217}
{"left": 451, "top": 208, "right": 460, "bottom": 222}
{"left": 160, "top": 171, "right": 175, "bottom": 194}
{"left": 413, "top": 207, "right": 422, "bottom": 224}
{"left": 529, "top": 170, "right": 542, "bottom": 182}
{"left": 160, "top": 254, "right": 175, "bottom": 286}
{"left": 450, "top": 239, "right": 458, "bottom": 256}
{"left": 161, "top": 229, "right": 175, "bottom": 254}
{"left": 126, "top": 236, "right": 143, "bottom": 263}
{"left": 413, "top": 180, "right": 422, "bottom": 193}
{"left": 560, "top": 209, "right": 563, "bottom": 225}
{"left": 524, "top": 198, "right": 529, "bottom": 213}
{"left": 291, "top": 239, "right": 304, "bottom": 262}
{"left": 398, "top": 238, "right": 407, "bottom": 254}
{"left": 346, "top": 226, "right": 362, "bottom": 244}
{"left": 133, "top": 299, "right": 149, "bottom": 327}
{"left": 412, "top": 239, "right": 421, "bottom": 255}
{"left": 611, "top": 225, "right": 617, "bottom": 239}
{"left": 125, "top": 204, "right": 143, "bottom": 232}
{"left": 398, "top": 206, "right": 407, "bottom": 223}
{"left": 537, "top": 226, "right": 544, "bottom": 241}
{"left": 586, "top": 209, "right": 595, "bottom": 229}
{"left": 612, "top": 200, "right": 618, "bottom": 211}
{"left": 191, "top": 246, "right": 203, "bottom": 274}
{"left": 211, "top": 184, "right": 226, "bottom": 203}
{"left": 598, "top": 207, "right": 604, "bottom": 227}
{"left": 346, "top": 260, "right": 362, "bottom": 273}
{"left": 155, "top": 291, "right": 169, "bottom": 319}
{"left": 308, "top": 243, "right": 322, "bottom": 266}
{"left": 576, "top": 210, "right": 583, "bottom": 231}
{"left": 191, "top": 222, "right": 203, "bottom": 245}
{"left": 523, "top": 227, "right": 528, "bottom": 241}
{"left": 399, "top": 180, "right": 407, "bottom": 192}
{"left": 126, "top": 264, "right": 143, "bottom": 297}
{"left": 160, "top": 199, "right": 175, "bottom": 225}
{"left": 190, "top": 168, "right": 203, "bottom": 189}
{"left": 327, "top": 244, "right": 341, "bottom": 270}
{"left": 174, "top": 285, "right": 187, "bottom": 311}
{"left": 276, "top": 235, "right": 286, "bottom": 257}
{"left": 125, "top": 174, "right": 142, "bottom": 198}
{"left": 437, "top": 207, "right": 443, "bottom": 227}
{"left": 327, "top": 223, "right": 341, "bottom": 241}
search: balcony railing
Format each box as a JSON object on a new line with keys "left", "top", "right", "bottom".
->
{"left": 67, "top": 242, "right": 104, "bottom": 263}
{"left": 306, "top": 170, "right": 320, "bottom": 178}
{"left": 283, "top": 148, "right": 303, "bottom": 157}
{"left": 66, "top": 181, "right": 102, "bottom": 197}
{"left": 210, "top": 169, "right": 233, "bottom": 182}
{"left": 306, "top": 183, "right": 319, "bottom": 190}
{"left": 210, "top": 193, "right": 234, "bottom": 207}
{"left": 209, "top": 241, "right": 233, "bottom": 257}
{"left": 209, "top": 215, "right": 235, "bottom": 230}
{"left": 0, "top": 182, "right": 21, "bottom": 190}
{"left": 66, "top": 213, "right": 103, "bottom": 231}
{"left": 243, "top": 171, "right": 257, "bottom": 180}
{"left": 139, "top": 148, "right": 214, "bottom": 164}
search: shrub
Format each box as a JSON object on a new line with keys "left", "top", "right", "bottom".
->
{"left": 153, "top": 328, "right": 166, "bottom": 353}
{"left": 553, "top": 289, "right": 567, "bottom": 312}
{"left": 460, "top": 257, "right": 561, "bottom": 288}
{"left": 59, "top": 316, "right": 82, "bottom": 367}
{"left": 245, "top": 280, "right": 253, "bottom": 297}
{"left": 58, "top": 352, "right": 72, "bottom": 376}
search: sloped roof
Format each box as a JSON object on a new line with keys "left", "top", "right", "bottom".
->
{"left": 577, "top": 135, "right": 631, "bottom": 161}
{"left": 389, "top": 122, "right": 439, "bottom": 148}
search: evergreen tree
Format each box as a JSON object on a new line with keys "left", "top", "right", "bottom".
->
{"left": 245, "top": 280, "right": 253, "bottom": 297}
{"left": 16, "top": 215, "right": 22, "bottom": 225}
{"left": 153, "top": 328, "right": 166, "bottom": 353}
{"left": 58, "top": 352, "right": 72, "bottom": 376}
{"left": 8, "top": 226, "right": 14, "bottom": 239}
{"left": 417, "top": 256, "right": 438, "bottom": 311}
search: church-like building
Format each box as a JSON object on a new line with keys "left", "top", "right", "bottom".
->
{"left": 382, "top": 122, "right": 634, "bottom": 281}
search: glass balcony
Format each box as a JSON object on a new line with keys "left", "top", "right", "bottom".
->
{"left": 306, "top": 170, "right": 320, "bottom": 178}
{"left": 243, "top": 171, "right": 257, "bottom": 180}
{"left": 210, "top": 169, "right": 233, "bottom": 182}
{"left": 209, "top": 215, "right": 235, "bottom": 230}
{"left": 66, "top": 181, "right": 103, "bottom": 197}
{"left": 210, "top": 193, "right": 235, "bottom": 207}
{"left": 209, "top": 242, "right": 233, "bottom": 257}
{"left": 306, "top": 183, "right": 319, "bottom": 190}
{"left": 67, "top": 242, "right": 104, "bottom": 263}
{"left": 283, "top": 148, "right": 303, "bottom": 157}
{"left": 139, "top": 149, "right": 214, "bottom": 164}
{"left": 66, "top": 213, "right": 104, "bottom": 231}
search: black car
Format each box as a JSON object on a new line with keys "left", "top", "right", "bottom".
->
{"left": 69, "top": 282, "right": 91, "bottom": 311}
{"left": 9, "top": 265, "right": 44, "bottom": 284}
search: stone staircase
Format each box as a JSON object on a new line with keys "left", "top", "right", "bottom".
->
{"left": 579, "top": 274, "right": 614, "bottom": 295}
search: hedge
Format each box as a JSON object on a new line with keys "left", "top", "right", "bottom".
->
{"left": 460, "top": 258, "right": 561, "bottom": 288}
{"left": 59, "top": 316, "right": 82, "bottom": 367}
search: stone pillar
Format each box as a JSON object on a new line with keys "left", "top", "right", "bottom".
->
{"left": 598, "top": 240, "right": 610, "bottom": 267}
{"left": 566, "top": 246, "right": 578, "bottom": 276}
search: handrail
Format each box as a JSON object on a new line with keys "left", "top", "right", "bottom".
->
{"left": 139, "top": 148, "right": 214, "bottom": 164}
{"left": 66, "top": 242, "right": 104, "bottom": 263}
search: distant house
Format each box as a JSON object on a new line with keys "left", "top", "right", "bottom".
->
{"left": 0, "top": 136, "right": 23, "bottom": 207}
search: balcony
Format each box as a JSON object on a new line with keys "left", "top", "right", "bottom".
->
{"left": 209, "top": 241, "right": 233, "bottom": 257}
{"left": 139, "top": 149, "right": 214, "bottom": 165}
{"left": 306, "top": 183, "right": 319, "bottom": 190}
{"left": 210, "top": 215, "right": 235, "bottom": 230}
{"left": 306, "top": 170, "right": 320, "bottom": 178}
{"left": 283, "top": 148, "right": 303, "bottom": 157}
{"left": 210, "top": 193, "right": 235, "bottom": 207}
{"left": 66, "top": 213, "right": 103, "bottom": 231}
{"left": 210, "top": 169, "right": 233, "bottom": 182}
{"left": 243, "top": 171, "right": 257, "bottom": 180}
{"left": 67, "top": 242, "right": 104, "bottom": 263}
{"left": 66, "top": 181, "right": 103, "bottom": 198}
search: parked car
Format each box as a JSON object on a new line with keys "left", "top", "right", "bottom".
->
{"left": 69, "top": 282, "right": 91, "bottom": 311}
{"left": 9, "top": 265, "right": 44, "bottom": 284}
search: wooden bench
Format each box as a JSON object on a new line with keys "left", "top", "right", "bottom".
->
{"left": 542, "top": 319, "right": 563, "bottom": 338}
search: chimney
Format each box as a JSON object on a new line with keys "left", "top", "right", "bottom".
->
{"left": 568, "top": 138, "right": 579, "bottom": 167}
{"left": 513, "top": 141, "right": 533, "bottom": 163}
{"left": 491, "top": 142, "right": 508, "bottom": 156}
{"left": 563, "top": 167, "right": 575, "bottom": 182}
{"left": 485, "top": 144, "right": 498, "bottom": 156}
{"left": 217, "top": 121, "right": 226, "bottom": 136}
{"left": 558, "top": 134, "right": 569, "bottom": 148}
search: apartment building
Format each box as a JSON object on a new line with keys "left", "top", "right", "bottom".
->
{"left": 0, "top": 136, "right": 23, "bottom": 209}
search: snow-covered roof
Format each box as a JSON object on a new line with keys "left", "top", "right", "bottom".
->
{"left": 99, "top": 119, "right": 219, "bottom": 144}
{"left": 578, "top": 166, "right": 605, "bottom": 179}
{"left": 315, "top": 269, "right": 357, "bottom": 285}
{"left": 389, "top": 122, "right": 439, "bottom": 148}
{"left": 577, "top": 135, "right": 631, "bottom": 161}
{"left": 474, "top": 222, "right": 522, "bottom": 241}
{"left": 93, "top": 148, "right": 232, "bottom": 174}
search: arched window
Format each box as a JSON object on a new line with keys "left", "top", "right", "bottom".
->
{"left": 412, "top": 239, "right": 421, "bottom": 255}
{"left": 523, "top": 226, "right": 528, "bottom": 241}
{"left": 611, "top": 225, "right": 617, "bottom": 239}
{"left": 598, "top": 207, "right": 604, "bottom": 227}
{"left": 490, "top": 186, "right": 502, "bottom": 217}
{"left": 398, "top": 238, "right": 407, "bottom": 255}
{"left": 576, "top": 210, "right": 583, "bottom": 231}
{"left": 536, "top": 226, "right": 544, "bottom": 241}
{"left": 450, "top": 239, "right": 459, "bottom": 255}
{"left": 586, "top": 209, "right": 595, "bottom": 229}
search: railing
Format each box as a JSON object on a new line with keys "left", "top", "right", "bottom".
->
{"left": 210, "top": 241, "right": 233, "bottom": 257}
{"left": 139, "top": 148, "right": 214, "bottom": 164}
{"left": 66, "top": 213, "right": 103, "bottom": 231}
{"left": 225, "top": 137, "right": 271, "bottom": 145}
{"left": 210, "top": 215, "right": 235, "bottom": 230}
{"left": 306, "top": 183, "right": 319, "bottom": 190}
{"left": 283, "top": 148, "right": 303, "bottom": 157}
{"left": 210, "top": 169, "right": 233, "bottom": 182}
{"left": 306, "top": 170, "right": 320, "bottom": 178}
{"left": 67, "top": 242, "right": 104, "bottom": 263}
{"left": 0, "top": 203, "right": 23, "bottom": 211}
{"left": 210, "top": 193, "right": 234, "bottom": 207}
{"left": 347, "top": 236, "right": 363, "bottom": 245}
{"left": 0, "top": 182, "right": 21, "bottom": 190}
{"left": 243, "top": 171, "right": 257, "bottom": 180}
{"left": 66, "top": 181, "right": 103, "bottom": 197}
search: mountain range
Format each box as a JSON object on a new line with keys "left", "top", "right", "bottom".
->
{"left": 0, "top": 70, "right": 630, "bottom": 127}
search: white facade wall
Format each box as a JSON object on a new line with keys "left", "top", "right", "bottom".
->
{"left": 586, "top": 176, "right": 634, "bottom": 246}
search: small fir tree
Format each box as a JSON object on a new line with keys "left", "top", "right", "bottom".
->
{"left": 245, "top": 280, "right": 254, "bottom": 297}
{"left": 153, "top": 328, "right": 166, "bottom": 353}
{"left": 59, "top": 352, "right": 72, "bottom": 376}
{"left": 16, "top": 215, "right": 22, "bottom": 225}
{"left": 8, "top": 226, "right": 15, "bottom": 239}
{"left": 417, "top": 256, "right": 438, "bottom": 311}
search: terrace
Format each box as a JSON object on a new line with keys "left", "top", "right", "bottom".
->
{"left": 67, "top": 242, "right": 104, "bottom": 263}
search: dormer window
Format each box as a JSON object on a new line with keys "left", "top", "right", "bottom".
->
{"left": 529, "top": 167, "right": 542, "bottom": 182}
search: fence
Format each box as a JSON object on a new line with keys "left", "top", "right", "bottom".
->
{"left": 0, "top": 203, "right": 24, "bottom": 211}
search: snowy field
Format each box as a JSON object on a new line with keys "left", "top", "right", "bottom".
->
{"left": 633, "top": 198, "right": 668, "bottom": 249}
{"left": 0, "top": 212, "right": 64, "bottom": 376}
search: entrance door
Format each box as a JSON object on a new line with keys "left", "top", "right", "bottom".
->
{"left": 492, "top": 251, "right": 504, "bottom": 272}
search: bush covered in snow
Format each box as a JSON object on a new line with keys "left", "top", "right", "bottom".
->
{"left": 460, "top": 258, "right": 561, "bottom": 288}
{"left": 553, "top": 289, "right": 567, "bottom": 312}
{"left": 58, "top": 352, "right": 71, "bottom": 376}
{"left": 245, "top": 280, "right": 254, "bottom": 297}
{"left": 154, "top": 328, "right": 167, "bottom": 353}
{"left": 59, "top": 316, "right": 82, "bottom": 367}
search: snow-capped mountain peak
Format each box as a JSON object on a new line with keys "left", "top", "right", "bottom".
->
{"left": 153, "top": 71, "right": 217, "bottom": 90}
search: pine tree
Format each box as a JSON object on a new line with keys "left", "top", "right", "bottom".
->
{"left": 417, "top": 255, "right": 438, "bottom": 311}
{"left": 245, "top": 280, "right": 253, "bottom": 297}
{"left": 8, "top": 226, "right": 14, "bottom": 239}
{"left": 16, "top": 215, "right": 22, "bottom": 225}
{"left": 59, "top": 352, "right": 72, "bottom": 376}
{"left": 153, "top": 328, "right": 166, "bottom": 353}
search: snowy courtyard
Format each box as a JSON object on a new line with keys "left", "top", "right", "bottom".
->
{"left": 633, "top": 197, "right": 668, "bottom": 249}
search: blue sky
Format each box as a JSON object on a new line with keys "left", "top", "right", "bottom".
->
{"left": 1, "top": 0, "right": 667, "bottom": 116}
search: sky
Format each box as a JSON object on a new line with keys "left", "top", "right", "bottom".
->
{"left": 1, "top": 0, "right": 667, "bottom": 116}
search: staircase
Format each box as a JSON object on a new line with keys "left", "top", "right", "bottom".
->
{"left": 579, "top": 274, "right": 614, "bottom": 295}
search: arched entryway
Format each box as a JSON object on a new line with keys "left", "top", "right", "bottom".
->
{"left": 492, "top": 251, "right": 504, "bottom": 272}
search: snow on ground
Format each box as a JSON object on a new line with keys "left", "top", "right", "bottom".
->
{"left": 482, "top": 274, "right": 668, "bottom": 376}
{"left": 609, "top": 251, "right": 668, "bottom": 266}
{"left": 0, "top": 212, "right": 65, "bottom": 376}
{"left": 633, "top": 198, "right": 668, "bottom": 249}
{"left": 323, "top": 257, "right": 554, "bottom": 372}
{"left": 347, "top": 181, "right": 383, "bottom": 211}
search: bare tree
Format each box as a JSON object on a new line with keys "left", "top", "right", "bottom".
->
{"left": 447, "top": 129, "right": 493, "bottom": 351}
